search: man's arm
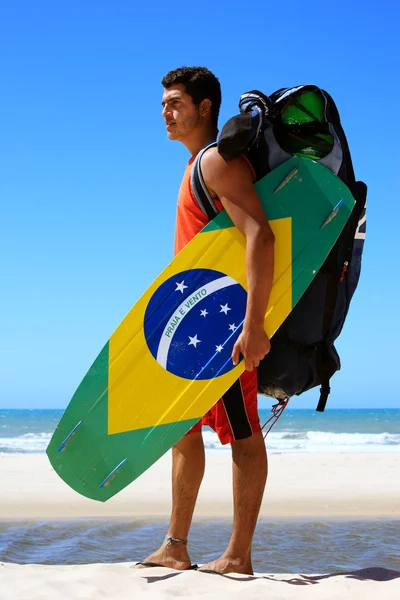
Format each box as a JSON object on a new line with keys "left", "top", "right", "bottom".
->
{"left": 201, "top": 147, "right": 275, "bottom": 371}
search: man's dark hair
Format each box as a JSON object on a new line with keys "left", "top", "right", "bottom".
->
{"left": 162, "top": 67, "right": 221, "bottom": 130}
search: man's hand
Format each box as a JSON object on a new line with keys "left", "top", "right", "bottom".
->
{"left": 232, "top": 325, "right": 271, "bottom": 371}
{"left": 201, "top": 147, "right": 275, "bottom": 373}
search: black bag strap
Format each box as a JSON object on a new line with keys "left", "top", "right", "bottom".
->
{"left": 316, "top": 180, "right": 367, "bottom": 412}
{"left": 322, "top": 181, "right": 367, "bottom": 339}
{"left": 343, "top": 181, "right": 367, "bottom": 264}
{"left": 191, "top": 142, "right": 219, "bottom": 220}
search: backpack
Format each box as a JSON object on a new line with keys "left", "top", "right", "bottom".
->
{"left": 191, "top": 85, "right": 367, "bottom": 411}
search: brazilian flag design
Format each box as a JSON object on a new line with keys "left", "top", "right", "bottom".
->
{"left": 47, "top": 157, "right": 355, "bottom": 501}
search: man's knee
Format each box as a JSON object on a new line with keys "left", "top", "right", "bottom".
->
{"left": 230, "top": 432, "right": 266, "bottom": 458}
{"left": 173, "top": 431, "right": 204, "bottom": 454}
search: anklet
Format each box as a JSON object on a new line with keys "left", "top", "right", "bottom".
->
{"left": 165, "top": 535, "right": 187, "bottom": 547}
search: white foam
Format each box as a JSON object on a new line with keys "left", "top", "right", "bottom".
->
{"left": 0, "top": 433, "right": 52, "bottom": 453}
{"left": 1, "top": 430, "right": 399, "bottom": 455}
{"left": 202, "top": 429, "right": 400, "bottom": 454}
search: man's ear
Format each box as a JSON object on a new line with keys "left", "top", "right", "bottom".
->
{"left": 199, "top": 98, "right": 212, "bottom": 117}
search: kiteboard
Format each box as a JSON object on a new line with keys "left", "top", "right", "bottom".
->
{"left": 47, "top": 157, "right": 355, "bottom": 501}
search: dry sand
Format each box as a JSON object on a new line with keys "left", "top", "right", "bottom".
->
{"left": 0, "top": 563, "right": 399, "bottom": 600}
{"left": 1, "top": 452, "right": 399, "bottom": 519}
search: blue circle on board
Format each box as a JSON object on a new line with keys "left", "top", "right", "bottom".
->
{"left": 143, "top": 268, "right": 247, "bottom": 380}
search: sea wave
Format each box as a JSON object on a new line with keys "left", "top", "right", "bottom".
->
{"left": 0, "top": 433, "right": 52, "bottom": 453}
{"left": 1, "top": 430, "right": 399, "bottom": 455}
{"left": 203, "top": 429, "right": 400, "bottom": 454}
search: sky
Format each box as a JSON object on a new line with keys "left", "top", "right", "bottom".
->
{"left": 1, "top": 0, "right": 399, "bottom": 410}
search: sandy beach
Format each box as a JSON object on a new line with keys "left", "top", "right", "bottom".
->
{"left": 1, "top": 563, "right": 399, "bottom": 600}
{"left": 1, "top": 452, "right": 399, "bottom": 599}
{"left": 1, "top": 452, "right": 399, "bottom": 519}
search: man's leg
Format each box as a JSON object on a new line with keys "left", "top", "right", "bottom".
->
{"left": 136, "top": 431, "right": 205, "bottom": 570}
{"left": 199, "top": 432, "right": 267, "bottom": 575}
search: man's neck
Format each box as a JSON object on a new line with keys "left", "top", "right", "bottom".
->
{"left": 182, "top": 128, "right": 218, "bottom": 157}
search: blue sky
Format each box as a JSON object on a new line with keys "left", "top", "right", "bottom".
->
{"left": 1, "top": 0, "right": 399, "bottom": 410}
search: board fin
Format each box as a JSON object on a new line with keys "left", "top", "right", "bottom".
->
{"left": 99, "top": 458, "right": 128, "bottom": 488}
{"left": 273, "top": 166, "right": 299, "bottom": 194}
{"left": 57, "top": 421, "right": 82, "bottom": 452}
{"left": 320, "top": 198, "right": 345, "bottom": 228}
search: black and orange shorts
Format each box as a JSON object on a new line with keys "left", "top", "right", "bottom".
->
{"left": 186, "top": 369, "right": 261, "bottom": 445}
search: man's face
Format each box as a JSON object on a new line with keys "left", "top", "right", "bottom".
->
{"left": 161, "top": 84, "right": 202, "bottom": 141}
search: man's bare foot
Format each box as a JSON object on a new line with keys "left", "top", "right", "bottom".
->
{"left": 197, "top": 556, "right": 253, "bottom": 575}
{"left": 135, "top": 538, "right": 192, "bottom": 571}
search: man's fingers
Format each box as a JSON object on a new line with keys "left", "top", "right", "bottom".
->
{"left": 232, "top": 342, "right": 240, "bottom": 365}
{"left": 232, "top": 336, "right": 269, "bottom": 369}
{"left": 245, "top": 359, "right": 255, "bottom": 371}
{"left": 245, "top": 358, "right": 261, "bottom": 371}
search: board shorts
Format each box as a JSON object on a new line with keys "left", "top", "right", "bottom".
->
{"left": 186, "top": 369, "right": 261, "bottom": 445}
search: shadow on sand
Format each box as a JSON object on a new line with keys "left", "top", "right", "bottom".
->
{"left": 138, "top": 566, "right": 400, "bottom": 585}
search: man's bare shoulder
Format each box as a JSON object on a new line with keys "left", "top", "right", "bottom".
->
{"left": 201, "top": 146, "right": 253, "bottom": 197}
{"left": 201, "top": 146, "right": 250, "bottom": 176}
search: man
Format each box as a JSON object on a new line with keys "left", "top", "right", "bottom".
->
{"left": 138, "top": 67, "right": 275, "bottom": 575}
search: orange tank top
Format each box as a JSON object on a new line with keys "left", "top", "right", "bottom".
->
{"left": 174, "top": 155, "right": 223, "bottom": 256}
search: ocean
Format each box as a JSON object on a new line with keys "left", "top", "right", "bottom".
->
{"left": 1, "top": 408, "right": 399, "bottom": 572}
{"left": 1, "top": 408, "right": 399, "bottom": 455}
